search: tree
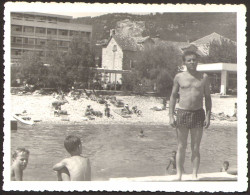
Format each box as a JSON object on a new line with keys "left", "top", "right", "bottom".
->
{"left": 201, "top": 38, "right": 237, "bottom": 63}
{"left": 125, "top": 44, "right": 182, "bottom": 96}
{"left": 18, "top": 51, "right": 47, "bottom": 87}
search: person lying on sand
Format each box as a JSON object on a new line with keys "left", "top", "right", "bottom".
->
{"left": 122, "top": 104, "right": 132, "bottom": 114}
{"left": 166, "top": 151, "right": 177, "bottom": 175}
{"left": 53, "top": 135, "right": 91, "bottom": 181}
{"left": 85, "top": 105, "right": 92, "bottom": 116}
{"left": 11, "top": 148, "right": 30, "bottom": 181}
{"left": 132, "top": 106, "right": 142, "bottom": 116}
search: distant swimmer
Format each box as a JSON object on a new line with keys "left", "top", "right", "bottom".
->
{"left": 220, "top": 161, "right": 229, "bottom": 172}
{"left": 53, "top": 135, "right": 91, "bottom": 181}
{"left": 11, "top": 148, "right": 30, "bottom": 181}
{"left": 166, "top": 151, "right": 177, "bottom": 175}
{"left": 138, "top": 130, "right": 145, "bottom": 138}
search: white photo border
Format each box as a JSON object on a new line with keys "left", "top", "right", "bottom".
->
{"left": 3, "top": 2, "right": 247, "bottom": 192}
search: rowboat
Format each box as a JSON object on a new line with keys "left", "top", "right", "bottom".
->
{"left": 13, "top": 114, "right": 34, "bottom": 125}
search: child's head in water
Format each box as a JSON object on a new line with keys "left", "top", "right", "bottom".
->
{"left": 64, "top": 135, "right": 82, "bottom": 155}
{"left": 223, "top": 161, "right": 229, "bottom": 171}
{"left": 12, "top": 148, "right": 30, "bottom": 170}
{"left": 172, "top": 151, "right": 177, "bottom": 157}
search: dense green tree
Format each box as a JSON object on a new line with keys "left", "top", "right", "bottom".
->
{"left": 124, "top": 44, "right": 182, "bottom": 96}
{"left": 14, "top": 36, "right": 95, "bottom": 90}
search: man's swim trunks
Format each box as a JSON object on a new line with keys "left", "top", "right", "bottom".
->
{"left": 176, "top": 108, "right": 205, "bottom": 129}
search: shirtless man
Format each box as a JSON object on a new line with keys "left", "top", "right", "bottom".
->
{"left": 53, "top": 135, "right": 91, "bottom": 181}
{"left": 169, "top": 51, "right": 212, "bottom": 181}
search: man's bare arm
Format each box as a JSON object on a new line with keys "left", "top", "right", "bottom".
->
{"left": 169, "top": 75, "right": 179, "bottom": 127}
{"left": 204, "top": 74, "right": 212, "bottom": 128}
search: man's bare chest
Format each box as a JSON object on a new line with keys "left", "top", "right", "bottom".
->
{"left": 178, "top": 76, "right": 205, "bottom": 90}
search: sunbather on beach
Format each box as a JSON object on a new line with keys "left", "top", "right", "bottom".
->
{"left": 166, "top": 151, "right": 177, "bottom": 175}
{"left": 105, "top": 104, "right": 111, "bottom": 117}
{"left": 122, "top": 104, "right": 132, "bottom": 114}
{"left": 11, "top": 148, "right": 30, "bottom": 181}
{"left": 85, "top": 105, "right": 92, "bottom": 116}
{"left": 220, "top": 161, "right": 229, "bottom": 172}
{"left": 53, "top": 135, "right": 91, "bottom": 181}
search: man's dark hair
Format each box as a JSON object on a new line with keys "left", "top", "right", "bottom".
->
{"left": 223, "top": 161, "right": 229, "bottom": 166}
{"left": 64, "top": 135, "right": 81, "bottom": 154}
{"left": 182, "top": 50, "right": 200, "bottom": 61}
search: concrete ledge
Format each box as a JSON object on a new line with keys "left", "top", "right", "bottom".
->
{"left": 109, "top": 172, "right": 237, "bottom": 182}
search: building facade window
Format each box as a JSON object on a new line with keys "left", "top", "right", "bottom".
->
{"left": 12, "top": 49, "right": 22, "bottom": 56}
{"left": 23, "top": 26, "right": 34, "bottom": 33}
{"left": 36, "top": 27, "right": 46, "bottom": 34}
{"left": 24, "top": 14, "right": 35, "bottom": 21}
{"left": 11, "top": 37, "right": 22, "bottom": 44}
{"left": 47, "top": 28, "right": 57, "bottom": 35}
{"left": 58, "top": 29, "right": 68, "bottom": 36}
{"left": 48, "top": 17, "right": 57, "bottom": 23}
{"left": 23, "top": 38, "right": 35, "bottom": 45}
{"left": 36, "top": 16, "right": 46, "bottom": 22}
{"left": 70, "top": 31, "right": 80, "bottom": 36}
{"left": 11, "top": 13, "right": 23, "bottom": 20}
{"left": 36, "top": 39, "right": 46, "bottom": 45}
{"left": 12, "top": 25, "right": 22, "bottom": 32}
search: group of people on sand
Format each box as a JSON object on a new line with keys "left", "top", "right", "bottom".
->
{"left": 12, "top": 135, "right": 91, "bottom": 181}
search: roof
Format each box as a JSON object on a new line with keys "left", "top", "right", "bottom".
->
{"left": 105, "top": 35, "right": 142, "bottom": 51}
{"left": 191, "top": 32, "right": 236, "bottom": 45}
{"left": 12, "top": 12, "right": 73, "bottom": 20}
{"left": 151, "top": 38, "right": 191, "bottom": 54}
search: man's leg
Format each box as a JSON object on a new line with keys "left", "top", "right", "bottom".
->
{"left": 176, "top": 127, "right": 189, "bottom": 180}
{"left": 190, "top": 127, "right": 203, "bottom": 179}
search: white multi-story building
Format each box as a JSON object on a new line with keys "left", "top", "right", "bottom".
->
{"left": 11, "top": 12, "right": 92, "bottom": 65}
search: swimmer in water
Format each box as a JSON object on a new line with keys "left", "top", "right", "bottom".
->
{"left": 11, "top": 148, "right": 30, "bottom": 181}
{"left": 220, "top": 161, "right": 229, "bottom": 172}
{"left": 166, "top": 151, "right": 177, "bottom": 175}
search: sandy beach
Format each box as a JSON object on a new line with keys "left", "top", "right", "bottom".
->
{"left": 11, "top": 94, "right": 237, "bottom": 126}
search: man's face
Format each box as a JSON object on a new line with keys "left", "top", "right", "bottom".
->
{"left": 184, "top": 54, "right": 198, "bottom": 71}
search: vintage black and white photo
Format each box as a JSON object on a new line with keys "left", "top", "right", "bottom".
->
{"left": 3, "top": 2, "right": 247, "bottom": 192}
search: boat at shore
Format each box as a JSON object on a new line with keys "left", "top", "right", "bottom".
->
{"left": 13, "top": 114, "right": 34, "bottom": 125}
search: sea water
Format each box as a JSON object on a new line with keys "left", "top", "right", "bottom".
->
{"left": 11, "top": 123, "right": 237, "bottom": 181}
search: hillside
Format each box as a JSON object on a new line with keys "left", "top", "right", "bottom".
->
{"left": 72, "top": 12, "right": 236, "bottom": 45}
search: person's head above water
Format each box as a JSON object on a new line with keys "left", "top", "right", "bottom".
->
{"left": 223, "top": 161, "right": 229, "bottom": 170}
{"left": 64, "top": 135, "right": 82, "bottom": 155}
{"left": 182, "top": 51, "right": 199, "bottom": 72}
{"left": 12, "top": 148, "right": 30, "bottom": 170}
{"left": 172, "top": 150, "right": 177, "bottom": 157}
